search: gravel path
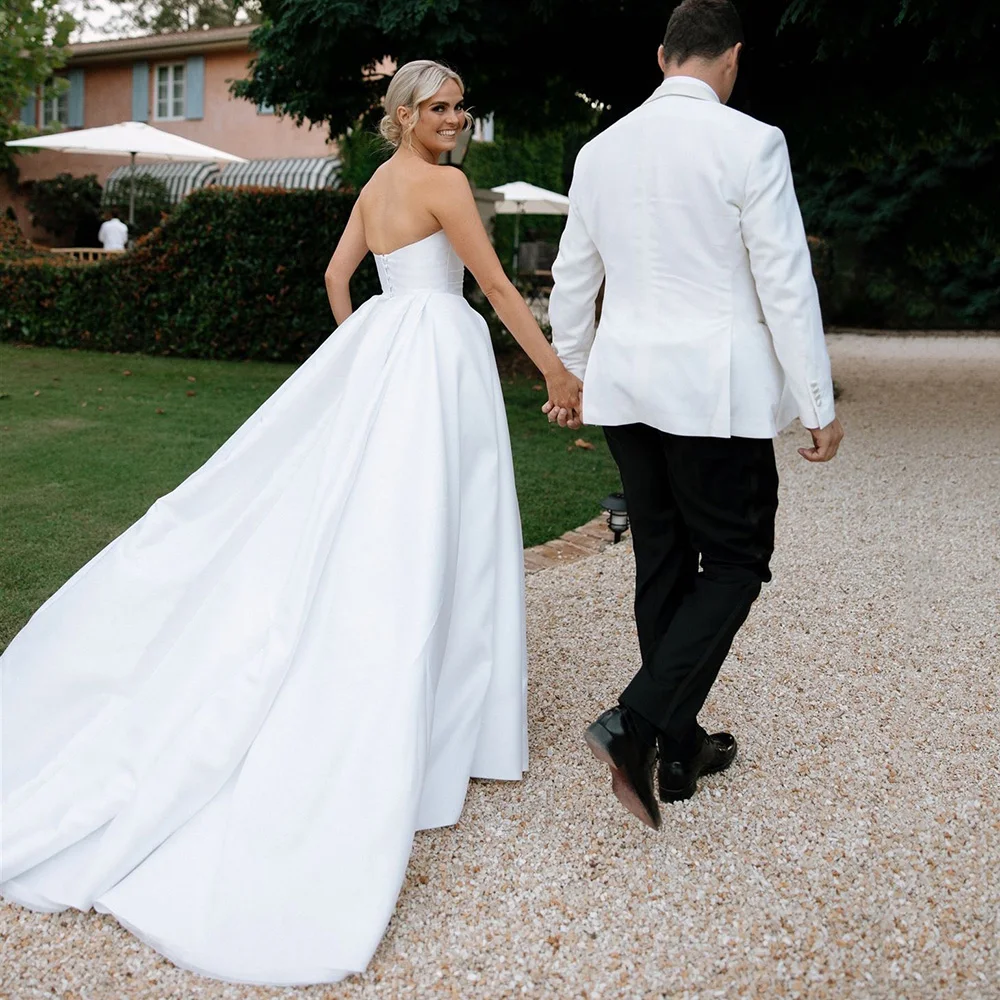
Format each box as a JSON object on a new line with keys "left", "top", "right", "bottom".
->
{"left": 4, "top": 334, "right": 998, "bottom": 1000}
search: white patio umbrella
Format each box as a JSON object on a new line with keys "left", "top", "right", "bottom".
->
{"left": 490, "top": 181, "right": 570, "bottom": 273}
{"left": 5, "top": 121, "right": 247, "bottom": 227}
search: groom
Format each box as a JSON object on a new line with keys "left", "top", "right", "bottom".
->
{"left": 547, "top": 0, "right": 843, "bottom": 829}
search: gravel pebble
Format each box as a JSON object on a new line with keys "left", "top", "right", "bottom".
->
{"left": 3, "top": 334, "right": 999, "bottom": 1000}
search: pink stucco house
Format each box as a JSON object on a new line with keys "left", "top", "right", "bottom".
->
{"left": 4, "top": 25, "right": 343, "bottom": 244}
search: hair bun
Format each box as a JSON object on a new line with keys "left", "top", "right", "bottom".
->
{"left": 378, "top": 113, "right": 401, "bottom": 147}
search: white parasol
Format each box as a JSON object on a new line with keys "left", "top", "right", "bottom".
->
{"left": 5, "top": 121, "right": 247, "bottom": 226}
{"left": 490, "top": 181, "right": 570, "bottom": 273}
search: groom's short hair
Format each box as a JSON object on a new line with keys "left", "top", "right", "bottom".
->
{"left": 662, "top": 0, "right": 744, "bottom": 65}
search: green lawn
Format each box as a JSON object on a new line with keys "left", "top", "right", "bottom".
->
{"left": 0, "top": 344, "right": 619, "bottom": 648}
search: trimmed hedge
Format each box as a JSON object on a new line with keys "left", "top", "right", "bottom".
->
{"left": 0, "top": 213, "right": 47, "bottom": 263}
{"left": 0, "top": 187, "right": 380, "bottom": 362}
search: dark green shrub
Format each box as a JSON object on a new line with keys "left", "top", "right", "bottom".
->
{"left": 337, "top": 125, "right": 389, "bottom": 191}
{"left": 0, "top": 213, "right": 42, "bottom": 262}
{"left": 797, "top": 124, "right": 1000, "bottom": 329}
{"left": 0, "top": 187, "right": 380, "bottom": 361}
{"left": 103, "top": 172, "right": 174, "bottom": 240}
{"left": 26, "top": 172, "right": 103, "bottom": 247}
{"left": 462, "top": 120, "right": 589, "bottom": 279}
{"left": 768, "top": 2, "right": 1000, "bottom": 329}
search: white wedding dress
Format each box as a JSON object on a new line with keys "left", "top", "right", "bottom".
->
{"left": 0, "top": 230, "right": 528, "bottom": 985}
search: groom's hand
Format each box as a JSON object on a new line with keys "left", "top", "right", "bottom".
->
{"left": 799, "top": 418, "right": 844, "bottom": 462}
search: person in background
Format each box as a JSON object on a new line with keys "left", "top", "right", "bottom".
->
{"left": 97, "top": 208, "right": 128, "bottom": 251}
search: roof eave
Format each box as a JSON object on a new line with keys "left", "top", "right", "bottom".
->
{"left": 66, "top": 26, "right": 255, "bottom": 67}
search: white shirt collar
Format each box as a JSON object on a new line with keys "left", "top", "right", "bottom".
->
{"left": 645, "top": 75, "right": 721, "bottom": 105}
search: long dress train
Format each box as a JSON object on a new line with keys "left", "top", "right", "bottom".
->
{"left": 1, "top": 229, "right": 528, "bottom": 985}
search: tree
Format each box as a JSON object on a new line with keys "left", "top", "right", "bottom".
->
{"left": 758, "top": 0, "right": 1000, "bottom": 326}
{"left": 235, "top": 0, "right": 999, "bottom": 326}
{"left": 335, "top": 125, "right": 389, "bottom": 193}
{"left": 103, "top": 0, "right": 260, "bottom": 35}
{"left": 232, "top": 0, "right": 666, "bottom": 138}
{"left": 234, "top": 1, "right": 997, "bottom": 145}
{"left": 0, "top": 0, "right": 75, "bottom": 175}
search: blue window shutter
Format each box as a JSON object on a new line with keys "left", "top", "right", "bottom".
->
{"left": 68, "top": 69, "right": 85, "bottom": 127}
{"left": 20, "top": 96, "right": 37, "bottom": 126}
{"left": 185, "top": 56, "right": 205, "bottom": 120}
{"left": 131, "top": 61, "right": 149, "bottom": 121}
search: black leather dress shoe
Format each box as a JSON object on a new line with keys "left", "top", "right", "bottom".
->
{"left": 657, "top": 732, "right": 737, "bottom": 803}
{"left": 584, "top": 707, "right": 660, "bottom": 829}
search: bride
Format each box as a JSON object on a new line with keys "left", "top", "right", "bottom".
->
{"left": 0, "top": 60, "right": 582, "bottom": 985}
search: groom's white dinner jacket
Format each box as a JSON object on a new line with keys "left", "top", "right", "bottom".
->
{"left": 550, "top": 76, "right": 836, "bottom": 438}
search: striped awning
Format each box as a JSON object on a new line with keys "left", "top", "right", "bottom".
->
{"left": 103, "top": 160, "right": 220, "bottom": 205}
{"left": 215, "top": 156, "right": 341, "bottom": 191}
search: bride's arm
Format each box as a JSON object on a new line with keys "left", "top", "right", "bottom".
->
{"left": 325, "top": 202, "right": 370, "bottom": 325}
{"left": 426, "top": 168, "right": 582, "bottom": 422}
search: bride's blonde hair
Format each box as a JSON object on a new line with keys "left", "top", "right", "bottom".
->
{"left": 379, "top": 60, "right": 474, "bottom": 148}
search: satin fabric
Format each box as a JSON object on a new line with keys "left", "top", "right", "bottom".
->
{"left": 1, "top": 230, "right": 528, "bottom": 985}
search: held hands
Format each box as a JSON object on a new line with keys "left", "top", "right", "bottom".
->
{"left": 799, "top": 417, "right": 844, "bottom": 462}
{"left": 540, "top": 367, "right": 584, "bottom": 430}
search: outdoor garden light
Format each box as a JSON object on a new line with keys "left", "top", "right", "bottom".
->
{"left": 600, "top": 492, "right": 629, "bottom": 543}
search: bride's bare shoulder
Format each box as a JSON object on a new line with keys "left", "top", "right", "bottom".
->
{"left": 357, "top": 161, "right": 392, "bottom": 200}
{"left": 360, "top": 159, "right": 469, "bottom": 218}
{"left": 419, "top": 164, "right": 472, "bottom": 197}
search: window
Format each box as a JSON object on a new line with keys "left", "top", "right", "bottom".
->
{"left": 155, "top": 63, "right": 185, "bottom": 120}
{"left": 41, "top": 90, "right": 69, "bottom": 127}
{"left": 257, "top": 102, "right": 275, "bottom": 115}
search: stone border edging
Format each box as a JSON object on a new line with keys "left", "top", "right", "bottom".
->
{"left": 523, "top": 515, "right": 615, "bottom": 574}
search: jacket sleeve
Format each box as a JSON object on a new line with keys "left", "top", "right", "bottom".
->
{"left": 549, "top": 164, "right": 605, "bottom": 380}
{"left": 741, "top": 126, "right": 836, "bottom": 429}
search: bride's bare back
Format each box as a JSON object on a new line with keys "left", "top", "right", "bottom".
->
{"left": 358, "top": 157, "right": 445, "bottom": 256}
{"left": 325, "top": 149, "right": 514, "bottom": 328}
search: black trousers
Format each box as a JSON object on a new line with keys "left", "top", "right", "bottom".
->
{"left": 603, "top": 423, "right": 779, "bottom": 754}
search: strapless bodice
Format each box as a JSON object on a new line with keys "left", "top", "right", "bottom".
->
{"left": 374, "top": 230, "right": 464, "bottom": 298}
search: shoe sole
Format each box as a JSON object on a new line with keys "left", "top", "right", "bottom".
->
{"left": 584, "top": 729, "right": 660, "bottom": 830}
{"left": 703, "top": 754, "right": 737, "bottom": 776}
{"left": 659, "top": 782, "right": 697, "bottom": 803}
{"left": 658, "top": 749, "right": 737, "bottom": 804}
